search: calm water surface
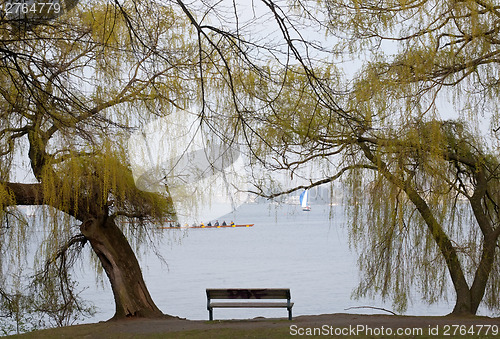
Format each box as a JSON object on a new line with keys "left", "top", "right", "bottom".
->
{"left": 75, "top": 203, "right": 493, "bottom": 323}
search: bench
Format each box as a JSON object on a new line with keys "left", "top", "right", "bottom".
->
{"left": 206, "top": 288, "right": 293, "bottom": 321}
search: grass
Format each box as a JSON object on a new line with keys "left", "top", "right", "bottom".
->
{"left": 6, "top": 324, "right": 500, "bottom": 339}
{"left": 6, "top": 326, "right": 290, "bottom": 339}
{"left": 4, "top": 314, "right": 499, "bottom": 338}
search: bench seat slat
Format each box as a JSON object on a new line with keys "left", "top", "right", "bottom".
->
{"left": 206, "top": 288, "right": 293, "bottom": 320}
{"left": 209, "top": 302, "right": 294, "bottom": 308}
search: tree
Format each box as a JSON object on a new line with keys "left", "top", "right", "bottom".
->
{"left": 352, "top": 120, "right": 500, "bottom": 315}
{"left": 0, "top": 0, "right": 197, "bottom": 324}
{"left": 252, "top": 0, "right": 500, "bottom": 315}
{"left": 318, "top": 0, "right": 500, "bottom": 315}
{"left": 173, "top": 0, "right": 500, "bottom": 315}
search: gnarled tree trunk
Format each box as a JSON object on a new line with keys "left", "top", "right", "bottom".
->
{"left": 80, "top": 216, "right": 164, "bottom": 319}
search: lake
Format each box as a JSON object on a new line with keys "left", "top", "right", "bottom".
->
{"left": 71, "top": 202, "right": 500, "bottom": 324}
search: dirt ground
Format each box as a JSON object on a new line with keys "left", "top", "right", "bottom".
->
{"left": 98, "top": 313, "right": 500, "bottom": 333}
{"left": 17, "top": 313, "right": 499, "bottom": 338}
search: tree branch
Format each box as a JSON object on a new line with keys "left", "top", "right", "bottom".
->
{"left": 248, "top": 164, "right": 377, "bottom": 199}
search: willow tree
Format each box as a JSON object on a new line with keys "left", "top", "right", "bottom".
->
{"left": 328, "top": 0, "right": 500, "bottom": 315}
{"left": 0, "top": 0, "right": 199, "bottom": 323}
{"left": 252, "top": 0, "right": 500, "bottom": 315}
{"left": 172, "top": 0, "right": 500, "bottom": 315}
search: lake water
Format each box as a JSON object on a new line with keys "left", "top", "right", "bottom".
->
{"left": 70, "top": 202, "right": 500, "bottom": 324}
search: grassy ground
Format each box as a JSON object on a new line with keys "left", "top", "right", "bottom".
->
{"left": 7, "top": 326, "right": 500, "bottom": 339}
{"left": 5, "top": 314, "right": 500, "bottom": 338}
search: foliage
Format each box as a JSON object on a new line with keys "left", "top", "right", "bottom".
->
{"left": 0, "top": 271, "right": 95, "bottom": 335}
{"left": 0, "top": 0, "right": 196, "bottom": 331}
{"left": 173, "top": 0, "right": 500, "bottom": 315}
{"left": 0, "top": 281, "right": 43, "bottom": 335}
{"left": 1, "top": 0, "right": 498, "bottom": 330}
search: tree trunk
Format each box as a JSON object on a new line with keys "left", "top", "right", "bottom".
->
{"left": 451, "top": 289, "right": 473, "bottom": 315}
{"left": 469, "top": 232, "right": 500, "bottom": 314}
{"left": 359, "top": 143, "right": 477, "bottom": 315}
{"left": 80, "top": 216, "right": 164, "bottom": 319}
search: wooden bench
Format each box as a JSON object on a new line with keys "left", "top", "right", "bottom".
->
{"left": 206, "top": 288, "right": 293, "bottom": 321}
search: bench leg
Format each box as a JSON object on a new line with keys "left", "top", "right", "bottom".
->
{"left": 208, "top": 308, "right": 213, "bottom": 321}
{"left": 288, "top": 308, "right": 292, "bottom": 321}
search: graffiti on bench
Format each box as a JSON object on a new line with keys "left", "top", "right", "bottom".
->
{"left": 226, "top": 289, "right": 268, "bottom": 299}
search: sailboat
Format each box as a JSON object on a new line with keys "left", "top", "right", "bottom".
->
{"left": 300, "top": 189, "right": 311, "bottom": 211}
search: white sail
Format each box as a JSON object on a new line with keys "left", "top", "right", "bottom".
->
{"left": 300, "top": 189, "right": 311, "bottom": 211}
{"left": 299, "top": 190, "right": 307, "bottom": 208}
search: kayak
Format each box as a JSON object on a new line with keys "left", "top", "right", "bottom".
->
{"left": 192, "top": 224, "right": 254, "bottom": 228}
{"left": 157, "top": 224, "right": 254, "bottom": 229}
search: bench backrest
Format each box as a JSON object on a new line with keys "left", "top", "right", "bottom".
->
{"left": 206, "top": 288, "right": 290, "bottom": 300}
